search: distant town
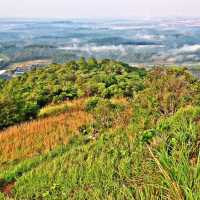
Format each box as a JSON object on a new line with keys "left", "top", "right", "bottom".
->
{"left": 0, "top": 59, "right": 51, "bottom": 79}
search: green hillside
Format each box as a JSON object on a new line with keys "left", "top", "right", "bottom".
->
{"left": 0, "top": 59, "right": 199, "bottom": 199}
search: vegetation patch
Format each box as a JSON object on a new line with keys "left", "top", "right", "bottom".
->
{"left": 38, "top": 103, "right": 69, "bottom": 118}
{"left": 0, "top": 60, "right": 199, "bottom": 199}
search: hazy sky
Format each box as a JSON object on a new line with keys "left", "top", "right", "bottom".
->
{"left": 1, "top": 0, "right": 200, "bottom": 19}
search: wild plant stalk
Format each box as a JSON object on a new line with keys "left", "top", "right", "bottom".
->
{"left": 147, "top": 145, "right": 184, "bottom": 200}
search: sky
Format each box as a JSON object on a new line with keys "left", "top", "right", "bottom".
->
{"left": 1, "top": 0, "right": 200, "bottom": 19}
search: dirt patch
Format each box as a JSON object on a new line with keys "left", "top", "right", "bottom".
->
{"left": 0, "top": 179, "right": 15, "bottom": 197}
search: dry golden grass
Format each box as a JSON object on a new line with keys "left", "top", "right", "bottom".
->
{"left": 0, "top": 98, "right": 132, "bottom": 167}
{"left": 0, "top": 99, "right": 92, "bottom": 165}
{"left": 111, "top": 98, "right": 133, "bottom": 129}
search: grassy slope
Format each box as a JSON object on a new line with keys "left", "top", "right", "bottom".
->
{"left": 0, "top": 103, "right": 199, "bottom": 200}
{"left": 0, "top": 67, "right": 200, "bottom": 200}
{"left": 0, "top": 98, "right": 133, "bottom": 199}
{"left": 0, "top": 99, "right": 92, "bottom": 170}
{"left": 1, "top": 106, "right": 199, "bottom": 200}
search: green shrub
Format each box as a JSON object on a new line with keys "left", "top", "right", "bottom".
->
{"left": 141, "top": 129, "right": 158, "bottom": 144}
{"left": 85, "top": 97, "right": 101, "bottom": 112}
{"left": 0, "top": 97, "right": 39, "bottom": 129}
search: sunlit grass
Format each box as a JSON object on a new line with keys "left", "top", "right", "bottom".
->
{"left": 38, "top": 103, "right": 69, "bottom": 118}
{"left": 0, "top": 99, "right": 93, "bottom": 168}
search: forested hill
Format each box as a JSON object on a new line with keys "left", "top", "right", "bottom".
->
{"left": 0, "top": 59, "right": 200, "bottom": 199}
{"left": 0, "top": 58, "right": 146, "bottom": 129}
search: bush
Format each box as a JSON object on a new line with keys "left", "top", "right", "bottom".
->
{"left": 141, "top": 129, "right": 158, "bottom": 144}
{"left": 0, "top": 97, "right": 38, "bottom": 129}
{"left": 85, "top": 97, "right": 101, "bottom": 112}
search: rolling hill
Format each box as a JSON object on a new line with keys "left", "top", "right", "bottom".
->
{"left": 0, "top": 59, "right": 199, "bottom": 199}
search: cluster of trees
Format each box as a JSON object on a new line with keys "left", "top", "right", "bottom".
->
{"left": 0, "top": 58, "right": 146, "bottom": 129}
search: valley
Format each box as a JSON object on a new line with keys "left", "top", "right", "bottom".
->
{"left": 1, "top": 18, "right": 200, "bottom": 68}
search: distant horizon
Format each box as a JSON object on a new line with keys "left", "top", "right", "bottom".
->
{"left": 1, "top": 16, "right": 200, "bottom": 21}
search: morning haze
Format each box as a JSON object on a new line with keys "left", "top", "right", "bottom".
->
{"left": 1, "top": 0, "right": 200, "bottom": 19}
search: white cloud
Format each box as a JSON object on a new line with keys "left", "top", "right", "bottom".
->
{"left": 177, "top": 45, "right": 200, "bottom": 53}
{"left": 60, "top": 45, "right": 126, "bottom": 53}
{"left": 0, "top": 70, "right": 6, "bottom": 75}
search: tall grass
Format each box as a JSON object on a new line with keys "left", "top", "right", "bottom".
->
{"left": 0, "top": 99, "right": 199, "bottom": 199}
{"left": 0, "top": 99, "right": 93, "bottom": 168}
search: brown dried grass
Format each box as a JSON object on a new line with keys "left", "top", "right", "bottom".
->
{"left": 0, "top": 99, "right": 92, "bottom": 165}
